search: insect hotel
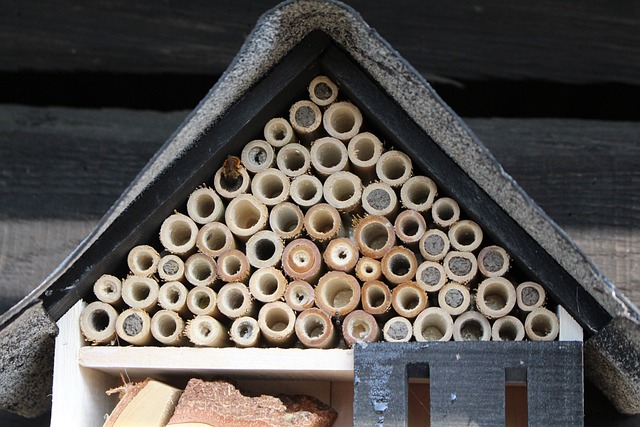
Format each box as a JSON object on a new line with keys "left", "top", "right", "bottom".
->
{"left": 0, "top": 1, "right": 638, "bottom": 426}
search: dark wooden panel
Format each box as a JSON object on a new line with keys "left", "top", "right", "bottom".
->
{"left": 1, "top": 0, "right": 639, "bottom": 84}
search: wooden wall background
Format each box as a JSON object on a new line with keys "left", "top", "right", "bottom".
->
{"left": 0, "top": 1, "right": 638, "bottom": 425}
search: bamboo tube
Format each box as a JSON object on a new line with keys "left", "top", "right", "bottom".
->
{"left": 284, "top": 280, "right": 315, "bottom": 312}
{"left": 186, "top": 315, "right": 229, "bottom": 347}
{"left": 391, "top": 281, "right": 428, "bottom": 319}
{"left": 516, "top": 281, "right": 546, "bottom": 312}
{"left": 240, "top": 139, "right": 275, "bottom": 174}
{"left": 249, "top": 266, "right": 287, "bottom": 303}
{"left": 342, "top": 310, "right": 380, "bottom": 347}
{"left": 475, "top": 277, "right": 517, "bottom": 319}
{"left": 361, "top": 280, "right": 392, "bottom": 317}
{"left": 157, "top": 281, "right": 189, "bottom": 315}
{"left": 230, "top": 316, "right": 261, "bottom": 348}
{"left": 79, "top": 301, "right": 118, "bottom": 344}
{"left": 257, "top": 301, "right": 296, "bottom": 346}
{"left": 413, "top": 307, "right": 454, "bottom": 342}
{"left": 224, "top": 194, "right": 269, "bottom": 240}
{"left": 276, "top": 143, "right": 311, "bottom": 177}
{"left": 382, "top": 316, "right": 413, "bottom": 342}
{"left": 324, "top": 237, "right": 359, "bottom": 272}
{"left": 213, "top": 156, "right": 251, "bottom": 199}
{"left": 443, "top": 251, "right": 478, "bottom": 284}
{"left": 452, "top": 311, "right": 491, "bottom": 341}
{"left": 323, "top": 101, "right": 363, "bottom": 142}
{"left": 196, "top": 222, "right": 236, "bottom": 258}
{"left": 524, "top": 308, "right": 559, "bottom": 341}
{"left": 431, "top": 197, "right": 460, "bottom": 228}
{"left": 491, "top": 315, "right": 525, "bottom": 341}
{"left": 395, "top": 209, "right": 427, "bottom": 245}
{"left": 353, "top": 215, "right": 396, "bottom": 259}
{"left": 295, "top": 308, "right": 336, "bottom": 349}
{"left": 127, "top": 245, "right": 160, "bottom": 277}
{"left": 158, "top": 254, "right": 185, "bottom": 282}
{"left": 116, "top": 308, "right": 153, "bottom": 345}
{"left": 381, "top": 246, "right": 418, "bottom": 285}
{"left": 478, "top": 245, "right": 511, "bottom": 278}
{"left": 308, "top": 75, "right": 339, "bottom": 107}
{"left": 347, "top": 132, "right": 383, "bottom": 182}
{"left": 264, "top": 117, "right": 297, "bottom": 147}
{"left": 400, "top": 176, "right": 438, "bottom": 213}
{"left": 438, "top": 282, "right": 471, "bottom": 316}
{"left": 375, "top": 151, "right": 412, "bottom": 188}
{"left": 355, "top": 257, "right": 382, "bottom": 282}
{"left": 217, "top": 283, "right": 255, "bottom": 320}
{"left": 186, "top": 286, "right": 218, "bottom": 317}
{"left": 310, "top": 137, "right": 349, "bottom": 178}
{"left": 186, "top": 187, "right": 225, "bottom": 225}
{"left": 121, "top": 276, "right": 159, "bottom": 312}
{"left": 449, "top": 220, "right": 483, "bottom": 252}
{"left": 93, "top": 274, "right": 122, "bottom": 306}
{"left": 159, "top": 213, "right": 199, "bottom": 255}
{"left": 289, "top": 174, "right": 324, "bottom": 209}
{"left": 419, "top": 229, "right": 450, "bottom": 262}
{"left": 289, "top": 100, "right": 322, "bottom": 142}
{"left": 250, "top": 168, "right": 290, "bottom": 206}
{"left": 281, "top": 238, "right": 323, "bottom": 284}
{"left": 415, "top": 261, "right": 447, "bottom": 293}
{"left": 184, "top": 253, "right": 217, "bottom": 287}
{"left": 216, "top": 249, "right": 250, "bottom": 283}
{"left": 361, "top": 182, "right": 398, "bottom": 218}
{"left": 315, "top": 271, "right": 361, "bottom": 317}
{"left": 245, "top": 230, "right": 284, "bottom": 269}
{"left": 269, "top": 202, "right": 304, "bottom": 240}
{"left": 150, "top": 310, "right": 185, "bottom": 346}
{"left": 323, "top": 171, "right": 362, "bottom": 212}
{"left": 303, "top": 203, "right": 343, "bottom": 243}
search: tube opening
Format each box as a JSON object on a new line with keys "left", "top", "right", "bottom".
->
{"left": 310, "top": 211, "right": 335, "bottom": 233}
{"left": 223, "top": 256, "right": 242, "bottom": 276}
{"left": 400, "top": 218, "right": 420, "bottom": 237}
{"left": 407, "top": 181, "right": 431, "bottom": 205}
{"left": 297, "top": 180, "right": 319, "bottom": 201}
{"left": 353, "top": 138, "right": 375, "bottom": 162}
{"left": 435, "top": 203, "right": 455, "bottom": 221}
{"left": 195, "top": 194, "right": 215, "bottom": 218}
{"left": 157, "top": 315, "right": 177, "bottom": 337}
{"left": 199, "top": 322, "right": 212, "bottom": 337}
{"left": 248, "top": 146, "right": 268, "bottom": 166}
{"left": 531, "top": 315, "right": 553, "bottom": 338}
{"left": 459, "top": 319, "right": 483, "bottom": 341}
{"left": 331, "top": 179, "right": 356, "bottom": 202}
{"left": 324, "top": 281, "right": 354, "bottom": 309}
{"left": 170, "top": 221, "right": 193, "bottom": 246}
{"left": 133, "top": 252, "right": 154, "bottom": 272}
{"left": 90, "top": 310, "right": 110, "bottom": 332}
{"left": 389, "top": 254, "right": 411, "bottom": 276}
{"left": 349, "top": 320, "right": 370, "bottom": 339}
{"left": 366, "top": 287, "right": 386, "bottom": 308}
{"left": 499, "top": 322, "right": 518, "bottom": 341}
{"left": 131, "top": 282, "right": 151, "bottom": 301}
{"left": 317, "top": 143, "right": 343, "bottom": 168}
{"left": 255, "top": 239, "right": 276, "bottom": 261}
{"left": 484, "top": 284, "right": 508, "bottom": 310}
{"left": 232, "top": 200, "right": 260, "bottom": 229}
{"left": 454, "top": 226, "right": 478, "bottom": 246}
{"left": 275, "top": 208, "right": 300, "bottom": 233}
{"left": 238, "top": 322, "right": 254, "bottom": 339}
{"left": 421, "top": 320, "right": 446, "bottom": 341}
{"left": 303, "top": 316, "right": 325, "bottom": 338}
{"left": 265, "top": 308, "right": 290, "bottom": 332}
{"left": 259, "top": 275, "right": 278, "bottom": 296}
{"left": 398, "top": 288, "right": 420, "bottom": 311}
{"left": 203, "top": 228, "right": 227, "bottom": 251}
{"left": 382, "top": 157, "right": 407, "bottom": 180}
{"left": 330, "top": 108, "right": 357, "bottom": 134}
{"left": 227, "top": 289, "right": 245, "bottom": 310}
{"left": 268, "top": 123, "right": 287, "bottom": 141}
{"left": 361, "top": 222, "right": 390, "bottom": 250}
{"left": 283, "top": 149, "right": 306, "bottom": 171}
{"left": 194, "top": 292, "right": 211, "bottom": 310}
{"left": 189, "top": 260, "right": 213, "bottom": 281}
{"left": 167, "top": 287, "right": 180, "bottom": 304}
{"left": 258, "top": 175, "right": 285, "bottom": 199}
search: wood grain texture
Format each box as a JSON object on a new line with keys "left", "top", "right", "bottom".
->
{"left": 0, "top": 0, "right": 639, "bottom": 84}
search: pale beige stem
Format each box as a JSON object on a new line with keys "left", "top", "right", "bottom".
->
{"left": 249, "top": 266, "right": 287, "bottom": 303}
{"left": 400, "top": 176, "right": 438, "bottom": 213}
{"left": 516, "top": 281, "right": 546, "bottom": 312}
{"left": 303, "top": 203, "right": 343, "bottom": 243}
{"left": 353, "top": 214, "right": 396, "bottom": 259}
{"left": 151, "top": 310, "right": 186, "bottom": 346}
{"left": 431, "top": 197, "right": 460, "bottom": 228}
{"left": 196, "top": 222, "right": 236, "bottom": 258}
{"left": 289, "top": 174, "right": 324, "bottom": 209}
{"left": 323, "top": 171, "right": 362, "bottom": 212}
{"left": 127, "top": 245, "right": 160, "bottom": 277}
{"left": 448, "top": 220, "right": 484, "bottom": 252}
{"left": 315, "top": 271, "right": 361, "bottom": 317}
{"left": 186, "top": 286, "right": 219, "bottom": 317}
{"left": 158, "top": 254, "right": 185, "bottom": 282}
{"left": 324, "top": 237, "right": 359, "bottom": 272}
{"left": 245, "top": 230, "right": 284, "bottom": 269}
{"left": 281, "top": 238, "right": 323, "bottom": 284}
{"left": 229, "top": 316, "right": 261, "bottom": 348}
{"left": 475, "top": 277, "right": 517, "bottom": 319}
{"left": 217, "top": 283, "right": 255, "bottom": 320}
{"left": 323, "top": 101, "right": 363, "bottom": 141}
{"left": 413, "top": 307, "right": 454, "bottom": 342}
{"left": 361, "top": 280, "right": 392, "bottom": 317}
{"left": 383, "top": 316, "right": 413, "bottom": 342}
{"left": 308, "top": 75, "right": 339, "bottom": 106}
{"left": 93, "top": 274, "right": 122, "bottom": 306}
{"left": 116, "top": 308, "right": 153, "bottom": 345}
{"left": 443, "top": 251, "right": 478, "bottom": 284}
{"left": 157, "top": 281, "right": 189, "bottom": 315}
{"left": 241, "top": 139, "right": 275, "bottom": 174}
{"left": 258, "top": 301, "right": 296, "bottom": 347}
{"left": 478, "top": 245, "right": 511, "bottom": 277}
{"left": 375, "top": 150, "right": 412, "bottom": 188}
{"left": 342, "top": 310, "right": 380, "bottom": 347}
{"left": 415, "top": 261, "right": 447, "bottom": 293}
{"left": 186, "top": 315, "right": 229, "bottom": 347}
{"left": 79, "top": 301, "right": 118, "bottom": 344}
{"left": 361, "top": 182, "right": 398, "bottom": 218}
{"left": 159, "top": 213, "right": 199, "bottom": 255}
{"left": 438, "top": 282, "right": 471, "bottom": 316}
{"left": 121, "top": 276, "right": 159, "bottom": 312}
{"left": 269, "top": 202, "right": 304, "bottom": 240}
{"left": 453, "top": 311, "right": 491, "bottom": 341}
{"left": 355, "top": 257, "right": 382, "bottom": 282}
{"left": 289, "top": 100, "right": 322, "bottom": 142}
{"left": 347, "top": 132, "right": 383, "bottom": 182}
{"left": 295, "top": 308, "right": 336, "bottom": 349}
{"left": 186, "top": 187, "right": 225, "bottom": 225}
{"left": 395, "top": 210, "right": 427, "bottom": 245}
{"left": 419, "top": 229, "right": 450, "bottom": 262}
{"left": 216, "top": 249, "right": 251, "bottom": 283}
{"left": 213, "top": 160, "right": 251, "bottom": 199}
{"left": 264, "top": 117, "right": 297, "bottom": 147}
{"left": 391, "top": 281, "right": 428, "bottom": 319}
{"left": 381, "top": 246, "right": 418, "bottom": 285}
{"left": 310, "top": 136, "right": 349, "bottom": 178}
{"left": 491, "top": 315, "right": 525, "bottom": 341}
{"left": 184, "top": 253, "right": 217, "bottom": 287}
{"left": 284, "top": 280, "right": 315, "bottom": 312}
{"left": 224, "top": 194, "right": 269, "bottom": 240}
{"left": 250, "top": 168, "right": 290, "bottom": 206}
{"left": 276, "top": 143, "right": 311, "bottom": 177}
{"left": 524, "top": 308, "right": 559, "bottom": 341}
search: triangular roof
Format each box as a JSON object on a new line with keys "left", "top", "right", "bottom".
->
{"left": 1, "top": 0, "right": 638, "bottom": 418}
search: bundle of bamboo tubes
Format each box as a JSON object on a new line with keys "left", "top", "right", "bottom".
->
{"left": 80, "top": 75, "right": 560, "bottom": 349}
